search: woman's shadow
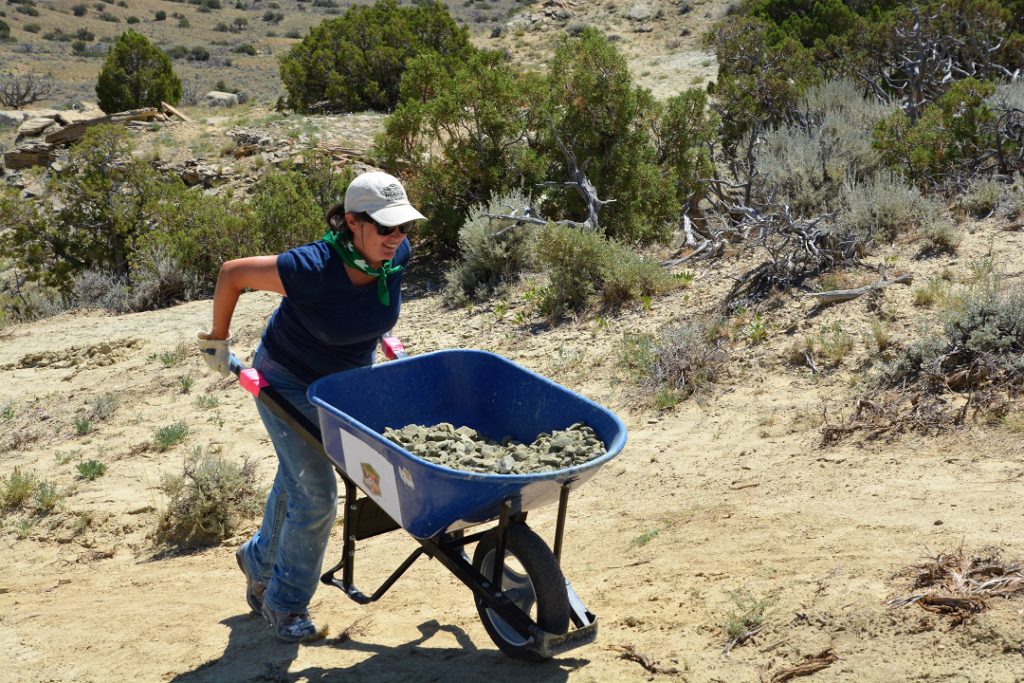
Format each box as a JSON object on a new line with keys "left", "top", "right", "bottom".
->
{"left": 170, "top": 612, "right": 581, "bottom": 683}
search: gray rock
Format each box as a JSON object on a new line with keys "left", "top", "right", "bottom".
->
{"left": 627, "top": 3, "right": 653, "bottom": 21}
{"left": 16, "top": 116, "right": 59, "bottom": 140}
{"left": 202, "top": 91, "right": 240, "bottom": 107}
{"left": 0, "top": 110, "right": 30, "bottom": 127}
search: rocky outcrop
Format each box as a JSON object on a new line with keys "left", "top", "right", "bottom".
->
{"left": 202, "top": 91, "right": 240, "bottom": 107}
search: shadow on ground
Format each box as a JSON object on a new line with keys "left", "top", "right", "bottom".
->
{"left": 170, "top": 615, "right": 582, "bottom": 683}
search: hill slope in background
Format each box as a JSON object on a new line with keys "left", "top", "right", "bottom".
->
{"left": 0, "top": 0, "right": 718, "bottom": 107}
{"left": 2, "top": 1, "right": 1024, "bottom": 680}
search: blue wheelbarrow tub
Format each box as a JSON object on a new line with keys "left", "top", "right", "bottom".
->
{"left": 308, "top": 349, "right": 627, "bottom": 539}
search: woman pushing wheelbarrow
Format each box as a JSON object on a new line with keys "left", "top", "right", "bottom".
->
{"left": 196, "top": 171, "right": 425, "bottom": 642}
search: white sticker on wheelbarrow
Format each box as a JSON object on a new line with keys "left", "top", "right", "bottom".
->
{"left": 339, "top": 429, "right": 403, "bottom": 526}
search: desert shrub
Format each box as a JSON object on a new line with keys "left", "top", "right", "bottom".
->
{"left": 96, "top": 30, "right": 181, "bottom": 113}
{"left": 885, "top": 278, "right": 1024, "bottom": 390}
{"left": 231, "top": 43, "right": 256, "bottom": 55}
{"left": 155, "top": 9, "right": 165, "bottom": 19}
{"left": 23, "top": 22, "right": 40, "bottom": 33}
{"left": 126, "top": 15, "right": 139, "bottom": 23}
{"left": 645, "top": 320, "right": 727, "bottom": 400}
{"left": 0, "top": 467, "right": 37, "bottom": 512}
{"left": 297, "top": 147, "right": 352, "bottom": 212}
{"left": 155, "top": 452, "right": 264, "bottom": 548}
{"left": 138, "top": 182, "right": 258, "bottom": 293}
{"left": 0, "top": 21, "right": 7, "bottom": 43}
{"left": 0, "top": 125, "right": 161, "bottom": 294}
{"left": 73, "top": 3, "right": 88, "bottom": 16}
{"left": 165, "top": 45, "right": 188, "bottom": 59}
{"left": 249, "top": 169, "right": 323, "bottom": 254}
{"left": 188, "top": 46, "right": 210, "bottom": 61}
{"left": 70, "top": 270, "right": 132, "bottom": 311}
{"left": 443, "top": 190, "right": 538, "bottom": 306}
{"left": 279, "top": 0, "right": 473, "bottom": 113}
{"left": 533, "top": 224, "right": 673, "bottom": 320}
{"left": 126, "top": 246, "right": 201, "bottom": 310}
{"left": 756, "top": 79, "right": 896, "bottom": 216}
{"left": 836, "top": 171, "right": 946, "bottom": 245}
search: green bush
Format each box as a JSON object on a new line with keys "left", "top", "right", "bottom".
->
{"left": 443, "top": 189, "right": 538, "bottom": 306}
{"left": 96, "top": 30, "right": 181, "bottom": 113}
{"left": 873, "top": 77, "right": 997, "bottom": 186}
{"left": 0, "top": 20, "right": 10, "bottom": 42}
{"left": 375, "top": 50, "right": 549, "bottom": 253}
{"left": 155, "top": 9, "right": 165, "bottom": 19}
{"left": 544, "top": 28, "right": 678, "bottom": 244}
{"left": 155, "top": 453, "right": 264, "bottom": 548}
{"left": 0, "top": 125, "right": 160, "bottom": 294}
{"left": 0, "top": 467, "right": 37, "bottom": 513}
{"left": 279, "top": 0, "right": 473, "bottom": 113}
{"left": 138, "top": 183, "right": 258, "bottom": 293}
{"left": 73, "top": 3, "right": 88, "bottom": 16}
{"left": 249, "top": 169, "right": 324, "bottom": 254}
{"left": 533, "top": 223, "right": 673, "bottom": 320}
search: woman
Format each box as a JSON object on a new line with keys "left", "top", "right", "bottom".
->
{"left": 196, "top": 171, "right": 424, "bottom": 642}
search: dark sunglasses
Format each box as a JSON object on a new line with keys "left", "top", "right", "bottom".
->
{"left": 368, "top": 220, "right": 415, "bottom": 237}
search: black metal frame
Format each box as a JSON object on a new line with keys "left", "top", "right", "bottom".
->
{"left": 230, "top": 355, "right": 598, "bottom": 659}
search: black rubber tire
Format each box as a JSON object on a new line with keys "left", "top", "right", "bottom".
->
{"left": 472, "top": 523, "right": 570, "bottom": 661}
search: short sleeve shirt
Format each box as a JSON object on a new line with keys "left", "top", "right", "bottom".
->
{"left": 260, "top": 239, "right": 410, "bottom": 384}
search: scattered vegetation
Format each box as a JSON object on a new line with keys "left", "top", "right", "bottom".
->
{"left": 721, "top": 588, "right": 771, "bottom": 653}
{"left": 76, "top": 460, "right": 107, "bottom": 480}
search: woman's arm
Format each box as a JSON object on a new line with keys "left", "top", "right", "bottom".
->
{"left": 209, "top": 255, "right": 285, "bottom": 340}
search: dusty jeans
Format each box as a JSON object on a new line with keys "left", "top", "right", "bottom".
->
{"left": 238, "top": 345, "right": 338, "bottom": 614}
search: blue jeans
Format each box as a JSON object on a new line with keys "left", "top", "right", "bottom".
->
{"left": 239, "top": 345, "right": 338, "bottom": 614}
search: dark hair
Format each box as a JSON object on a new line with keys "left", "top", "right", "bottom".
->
{"left": 325, "top": 205, "right": 375, "bottom": 238}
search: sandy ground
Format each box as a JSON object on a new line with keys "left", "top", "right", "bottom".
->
{"left": 1, "top": 216, "right": 1023, "bottom": 682}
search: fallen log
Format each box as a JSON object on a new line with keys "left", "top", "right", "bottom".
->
{"left": 802, "top": 273, "right": 912, "bottom": 305}
{"left": 160, "top": 101, "right": 192, "bottom": 123}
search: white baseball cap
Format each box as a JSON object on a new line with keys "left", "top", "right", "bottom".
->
{"left": 344, "top": 171, "right": 425, "bottom": 227}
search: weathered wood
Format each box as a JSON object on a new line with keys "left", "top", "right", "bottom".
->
{"left": 802, "top": 274, "right": 913, "bottom": 305}
{"left": 109, "top": 107, "right": 161, "bottom": 123}
{"left": 160, "top": 101, "right": 192, "bottom": 122}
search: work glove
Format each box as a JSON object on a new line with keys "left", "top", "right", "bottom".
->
{"left": 196, "top": 331, "right": 231, "bottom": 378}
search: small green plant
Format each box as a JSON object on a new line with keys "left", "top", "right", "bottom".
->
{"left": 818, "top": 322, "right": 854, "bottom": 365}
{"left": 178, "top": 374, "right": 195, "bottom": 394}
{"left": 15, "top": 519, "right": 35, "bottom": 539}
{"left": 617, "top": 331, "right": 656, "bottom": 377}
{"left": 74, "top": 416, "right": 92, "bottom": 436}
{"left": 159, "top": 340, "right": 191, "bottom": 367}
{"left": 630, "top": 528, "right": 660, "bottom": 547}
{"left": 76, "top": 459, "right": 107, "bottom": 481}
{"left": 744, "top": 312, "right": 769, "bottom": 345}
{"left": 913, "top": 278, "right": 947, "bottom": 308}
{"left": 0, "top": 467, "right": 38, "bottom": 512}
{"left": 154, "top": 420, "right": 189, "bottom": 451}
{"left": 865, "top": 321, "right": 891, "bottom": 353}
{"left": 33, "top": 481, "right": 61, "bottom": 514}
{"left": 722, "top": 589, "right": 771, "bottom": 649}
{"left": 674, "top": 271, "right": 694, "bottom": 287}
{"left": 195, "top": 394, "right": 220, "bottom": 410}
{"left": 0, "top": 402, "right": 13, "bottom": 423}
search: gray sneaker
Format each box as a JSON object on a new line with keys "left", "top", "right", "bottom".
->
{"left": 235, "top": 541, "right": 266, "bottom": 615}
{"left": 261, "top": 603, "right": 318, "bottom": 643}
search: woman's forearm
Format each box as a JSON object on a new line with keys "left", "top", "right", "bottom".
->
{"left": 209, "top": 255, "right": 285, "bottom": 339}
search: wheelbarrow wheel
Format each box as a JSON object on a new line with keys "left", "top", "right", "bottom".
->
{"left": 472, "top": 523, "right": 570, "bottom": 661}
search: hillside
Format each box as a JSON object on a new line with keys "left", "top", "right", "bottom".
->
{"left": 2, "top": 1, "right": 1024, "bottom": 682}
{"left": 0, "top": 0, "right": 718, "bottom": 107}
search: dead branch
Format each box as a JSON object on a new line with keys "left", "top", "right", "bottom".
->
{"left": 723, "top": 624, "right": 764, "bottom": 655}
{"left": 768, "top": 649, "right": 838, "bottom": 683}
{"left": 539, "top": 122, "right": 615, "bottom": 230}
{"left": 608, "top": 644, "right": 682, "bottom": 675}
{"left": 0, "top": 72, "right": 54, "bottom": 110}
{"left": 802, "top": 274, "right": 913, "bottom": 305}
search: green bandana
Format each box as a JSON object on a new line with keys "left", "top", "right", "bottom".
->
{"left": 322, "top": 230, "right": 402, "bottom": 306}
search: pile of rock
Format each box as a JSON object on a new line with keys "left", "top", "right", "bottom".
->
{"left": 383, "top": 422, "right": 605, "bottom": 474}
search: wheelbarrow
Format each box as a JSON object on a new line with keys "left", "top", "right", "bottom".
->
{"left": 231, "top": 342, "right": 627, "bottom": 661}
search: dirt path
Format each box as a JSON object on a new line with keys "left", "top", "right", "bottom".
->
{"left": 2, "top": 229, "right": 1023, "bottom": 681}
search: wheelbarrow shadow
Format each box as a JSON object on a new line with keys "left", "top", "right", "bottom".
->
{"left": 170, "top": 614, "right": 582, "bottom": 683}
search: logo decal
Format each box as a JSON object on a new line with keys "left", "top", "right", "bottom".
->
{"left": 381, "top": 183, "right": 405, "bottom": 201}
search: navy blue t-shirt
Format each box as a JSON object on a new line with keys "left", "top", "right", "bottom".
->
{"left": 261, "top": 239, "right": 410, "bottom": 384}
